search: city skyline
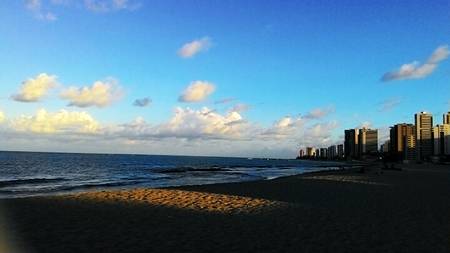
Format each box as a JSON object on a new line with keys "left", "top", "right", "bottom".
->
{"left": 1, "top": 0, "right": 450, "bottom": 158}
{"left": 299, "top": 111, "right": 450, "bottom": 161}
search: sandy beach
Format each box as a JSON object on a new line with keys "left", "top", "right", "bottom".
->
{"left": 1, "top": 163, "right": 450, "bottom": 252}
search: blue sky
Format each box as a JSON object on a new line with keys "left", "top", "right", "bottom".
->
{"left": 0, "top": 0, "right": 449, "bottom": 158}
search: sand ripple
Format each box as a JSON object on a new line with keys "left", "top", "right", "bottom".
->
{"left": 66, "top": 189, "right": 289, "bottom": 214}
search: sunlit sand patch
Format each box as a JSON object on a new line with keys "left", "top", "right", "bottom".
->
{"left": 65, "top": 189, "right": 290, "bottom": 214}
{"left": 302, "top": 175, "right": 390, "bottom": 186}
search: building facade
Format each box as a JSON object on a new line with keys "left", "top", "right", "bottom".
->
{"left": 306, "top": 147, "right": 316, "bottom": 157}
{"left": 444, "top": 112, "right": 450, "bottom": 125}
{"left": 389, "top": 123, "right": 416, "bottom": 161}
{"left": 320, "top": 148, "right": 327, "bottom": 158}
{"left": 337, "top": 144, "right": 344, "bottom": 158}
{"left": 415, "top": 112, "right": 433, "bottom": 160}
{"left": 433, "top": 124, "right": 450, "bottom": 156}
{"left": 358, "top": 128, "right": 378, "bottom": 155}
{"left": 344, "top": 129, "right": 359, "bottom": 159}
{"left": 328, "top": 145, "right": 337, "bottom": 159}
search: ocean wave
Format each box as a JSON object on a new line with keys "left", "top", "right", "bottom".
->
{"left": 0, "top": 177, "right": 67, "bottom": 188}
{"left": 151, "top": 166, "right": 231, "bottom": 174}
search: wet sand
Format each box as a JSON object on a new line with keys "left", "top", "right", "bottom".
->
{"left": 1, "top": 163, "right": 450, "bottom": 252}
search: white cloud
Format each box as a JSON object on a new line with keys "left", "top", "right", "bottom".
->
{"left": 178, "top": 81, "right": 215, "bottom": 102}
{"left": 155, "top": 107, "right": 246, "bottom": 139}
{"left": 303, "top": 105, "right": 335, "bottom": 119}
{"left": 12, "top": 73, "right": 58, "bottom": 102}
{"left": 60, "top": 78, "right": 123, "bottom": 108}
{"left": 11, "top": 109, "right": 99, "bottom": 134}
{"left": 378, "top": 97, "right": 401, "bottom": 112}
{"left": 84, "top": 0, "right": 141, "bottom": 12}
{"left": 178, "top": 37, "right": 212, "bottom": 58}
{"left": 25, "top": 0, "right": 57, "bottom": 21}
{"left": 0, "top": 104, "right": 341, "bottom": 158}
{"left": 133, "top": 97, "right": 152, "bottom": 107}
{"left": 382, "top": 45, "right": 449, "bottom": 81}
{"left": 261, "top": 116, "right": 304, "bottom": 139}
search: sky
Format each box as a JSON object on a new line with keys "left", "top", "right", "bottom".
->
{"left": 0, "top": 0, "right": 449, "bottom": 158}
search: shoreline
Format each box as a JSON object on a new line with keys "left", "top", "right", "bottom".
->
{"left": 2, "top": 162, "right": 449, "bottom": 252}
{"left": 0, "top": 161, "right": 358, "bottom": 200}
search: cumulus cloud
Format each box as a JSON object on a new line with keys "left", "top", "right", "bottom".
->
{"left": 156, "top": 107, "right": 246, "bottom": 139}
{"left": 382, "top": 45, "right": 449, "bottom": 81}
{"left": 178, "top": 37, "right": 212, "bottom": 58}
{"left": 303, "top": 105, "right": 335, "bottom": 119}
{"left": 12, "top": 73, "right": 58, "bottom": 102}
{"left": 11, "top": 109, "right": 99, "bottom": 134}
{"left": 378, "top": 97, "right": 401, "bottom": 112}
{"left": 60, "top": 78, "right": 123, "bottom": 108}
{"left": 133, "top": 97, "right": 152, "bottom": 107}
{"left": 84, "top": 0, "right": 141, "bottom": 12}
{"left": 25, "top": 0, "right": 57, "bottom": 21}
{"left": 178, "top": 81, "right": 215, "bottom": 102}
{"left": 261, "top": 116, "right": 304, "bottom": 138}
{"left": 0, "top": 105, "right": 342, "bottom": 158}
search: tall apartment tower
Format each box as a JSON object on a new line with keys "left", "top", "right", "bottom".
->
{"left": 328, "top": 145, "right": 337, "bottom": 159}
{"left": 415, "top": 112, "right": 433, "bottom": 160}
{"left": 444, "top": 112, "right": 450, "bottom": 124}
{"left": 337, "top": 144, "right": 344, "bottom": 158}
{"left": 433, "top": 124, "right": 450, "bottom": 155}
{"left": 344, "top": 129, "right": 359, "bottom": 159}
{"left": 358, "top": 128, "right": 378, "bottom": 155}
{"left": 299, "top": 149, "right": 305, "bottom": 158}
{"left": 389, "top": 123, "right": 416, "bottom": 161}
{"left": 306, "top": 147, "right": 316, "bottom": 157}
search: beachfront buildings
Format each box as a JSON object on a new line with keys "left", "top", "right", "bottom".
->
{"left": 344, "top": 128, "right": 378, "bottom": 159}
{"left": 299, "top": 111, "right": 449, "bottom": 161}
{"left": 299, "top": 149, "right": 305, "bottom": 158}
{"left": 433, "top": 123, "right": 450, "bottom": 156}
{"left": 298, "top": 145, "right": 344, "bottom": 160}
{"left": 381, "top": 140, "right": 390, "bottom": 153}
{"left": 444, "top": 112, "right": 450, "bottom": 124}
{"left": 306, "top": 147, "right": 316, "bottom": 157}
{"left": 328, "top": 145, "right": 337, "bottom": 159}
{"left": 384, "top": 111, "right": 449, "bottom": 161}
{"left": 415, "top": 112, "right": 433, "bottom": 161}
{"left": 390, "top": 123, "right": 416, "bottom": 161}
{"left": 319, "top": 148, "right": 327, "bottom": 158}
{"left": 344, "top": 129, "right": 359, "bottom": 159}
{"left": 337, "top": 144, "right": 344, "bottom": 158}
{"left": 358, "top": 128, "right": 378, "bottom": 156}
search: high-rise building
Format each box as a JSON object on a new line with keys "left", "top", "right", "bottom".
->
{"left": 328, "top": 145, "right": 337, "bottom": 159}
{"left": 299, "top": 149, "right": 305, "bottom": 158}
{"left": 389, "top": 123, "right": 416, "bottom": 161}
{"left": 344, "top": 129, "right": 359, "bottom": 159}
{"left": 415, "top": 112, "right": 433, "bottom": 160}
{"left": 381, "top": 140, "right": 390, "bottom": 153}
{"left": 337, "top": 144, "right": 344, "bottom": 158}
{"left": 433, "top": 124, "right": 450, "bottom": 156}
{"left": 306, "top": 147, "right": 315, "bottom": 157}
{"left": 358, "top": 128, "right": 378, "bottom": 155}
{"left": 320, "top": 148, "right": 327, "bottom": 158}
{"left": 444, "top": 112, "right": 450, "bottom": 124}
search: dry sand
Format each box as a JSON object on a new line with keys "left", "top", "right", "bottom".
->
{"left": 1, "top": 163, "right": 450, "bottom": 252}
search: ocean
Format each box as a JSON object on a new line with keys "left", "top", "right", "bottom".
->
{"left": 0, "top": 151, "right": 341, "bottom": 198}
